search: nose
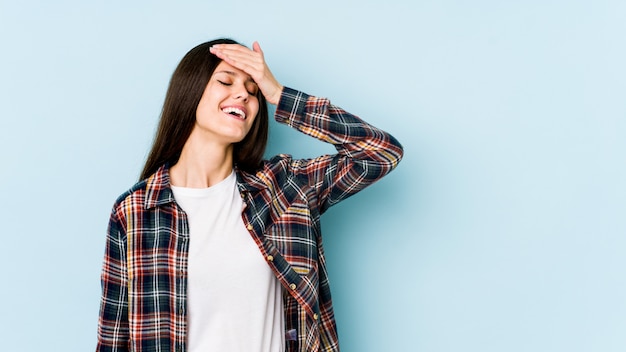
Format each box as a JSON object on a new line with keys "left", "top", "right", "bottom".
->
{"left": 233, "top": 83, "right": 249, "bottom": 102}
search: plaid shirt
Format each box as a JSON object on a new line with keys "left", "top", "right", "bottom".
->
{"left": 97, "top": 87, "right": 403, "bottom": 352}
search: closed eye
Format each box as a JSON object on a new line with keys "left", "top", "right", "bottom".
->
{"left": 217, "top": 78, "right": 258, "bottom": 96}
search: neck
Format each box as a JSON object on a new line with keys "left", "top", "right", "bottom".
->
{"left": 170, "top": 132, "right": 235, "bottom": 188}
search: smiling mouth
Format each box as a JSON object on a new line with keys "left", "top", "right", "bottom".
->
{"left": 222, "top": 107, "right": 246, "bottom": 120}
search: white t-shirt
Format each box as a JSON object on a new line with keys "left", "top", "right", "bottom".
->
{"left": 171, "top": 170, "right": 284, "bottom": 352}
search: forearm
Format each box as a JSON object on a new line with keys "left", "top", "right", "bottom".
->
{"left": 273, "top": 87, "right": 403, "bottom": 211}
{"left": 275, "top": 87, "right": 404, "bottom": 173}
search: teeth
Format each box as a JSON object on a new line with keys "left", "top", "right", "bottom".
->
{"left": 222, "top": 107, "right": 246, "bottom": 119}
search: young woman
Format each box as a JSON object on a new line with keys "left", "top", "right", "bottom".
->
{"left": 96, "top": 38, "right": 403, "bottom": 352}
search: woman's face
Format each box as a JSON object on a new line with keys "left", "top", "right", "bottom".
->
{"left": 194, "top": 61, "right": 260, "bottom": 146}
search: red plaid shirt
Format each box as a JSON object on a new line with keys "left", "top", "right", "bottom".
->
{"left": 97, "top": 87, "right": 403, "bottom": 352}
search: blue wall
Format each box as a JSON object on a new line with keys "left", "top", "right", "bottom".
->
{"left": 1, "top": 1, "right": 624, "bottom": 351}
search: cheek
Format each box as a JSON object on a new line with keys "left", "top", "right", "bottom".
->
{"left": 251, "top": 100, "right": 259, "bottom": 116}
{"left": 195, "top": 102, "right": 210, "bottom": 121}
{"left": 195, "top": 94, "right": 219, "bottom": 120}
{"left": 249, "top": 100, "right": 260, "bottom": 120}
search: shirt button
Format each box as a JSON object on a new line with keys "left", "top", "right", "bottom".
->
{"left": 267, "top": 255, "right": 274, "bottom": 262}
{"left": 246, "top": 224, "right": 253, "bottom": 231}
{"left": 313, "top": 313, "right": 319, "bottom": 320}
{"left": 289, "top": 283, "right": 297, "bottom": 290}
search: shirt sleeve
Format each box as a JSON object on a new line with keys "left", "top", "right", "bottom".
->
{"left": 96, "top": 206, "right": 130, "bottom": 352}
{"left": 274, "top": 87, "right": 404, "bottom": 213}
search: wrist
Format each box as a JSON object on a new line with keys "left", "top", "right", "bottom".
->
{"left": 267, "top": 85, "right": 284, "bottom": 105}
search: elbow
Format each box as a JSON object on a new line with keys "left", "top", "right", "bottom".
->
{"left": 362, "top": 133, "right": 404, "bottom": 179}
{"left": 388, "top": 134, "right": 404, "bottom": 170}
{"left": 372, "top": 132, "right": 403, "bottom": 175}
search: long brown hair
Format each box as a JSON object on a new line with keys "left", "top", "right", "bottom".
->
{"left": 140, "top": 38, "right": 269, "bottom": 180}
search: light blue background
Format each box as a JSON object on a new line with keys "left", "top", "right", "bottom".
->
{"left": 1, "top": 1, "right": 624, "bottom": 351}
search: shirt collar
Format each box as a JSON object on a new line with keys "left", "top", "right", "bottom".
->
{"left": 235, "top": 165, "right": 271, "bottom": 193}
{"left": 144, "top": 164, "right": 270, "bottom": 209}
{"left": 144, "top": 164, "right": 175, "bottom": 209}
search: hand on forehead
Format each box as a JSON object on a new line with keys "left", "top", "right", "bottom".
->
{"left": 210, "top": 41, "right": 283, "bottom": 105}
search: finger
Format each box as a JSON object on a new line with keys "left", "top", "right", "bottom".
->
{"left": 211, "top": 49, "right": 266, "bottom": 78}
{"left": 252, "top": 41, "right": 263, "bottom": 56}
{"left": 211, "top": 47, "right": 263, "bottom": 69}
{"left": 216, "top": 55, "right": 265, "bottom": 79}
{"left": 211, "top": 43, "right": 256, "bottom": 58}
{"left": 215, "top": 49, "right": 263, "bottom": 63}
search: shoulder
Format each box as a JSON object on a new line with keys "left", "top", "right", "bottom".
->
{"left": 264, "top": 153, "right": 293, "bottom": 169}
{"left": 237, "top": 154, "right": 297, "bottom": 190}
{"left": 110, "top": 178, "right": 149, "bottom": 217}
{"left": 105, "top": 178, "right": 149, "bottom": 237}
{"left": 258, "top": 153, "right": 341, "bottom": 183}
{"left": 112, "top": 164, "right": 170, "bottom": 213}
{"left": 256, "top": 153, "right": 335, "bottom": 187}
{"left": 114, "top": 179, "right": 149, "bottom": 207}
{"left": 263, "top": 153, "right": 319, "bottom": 179}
